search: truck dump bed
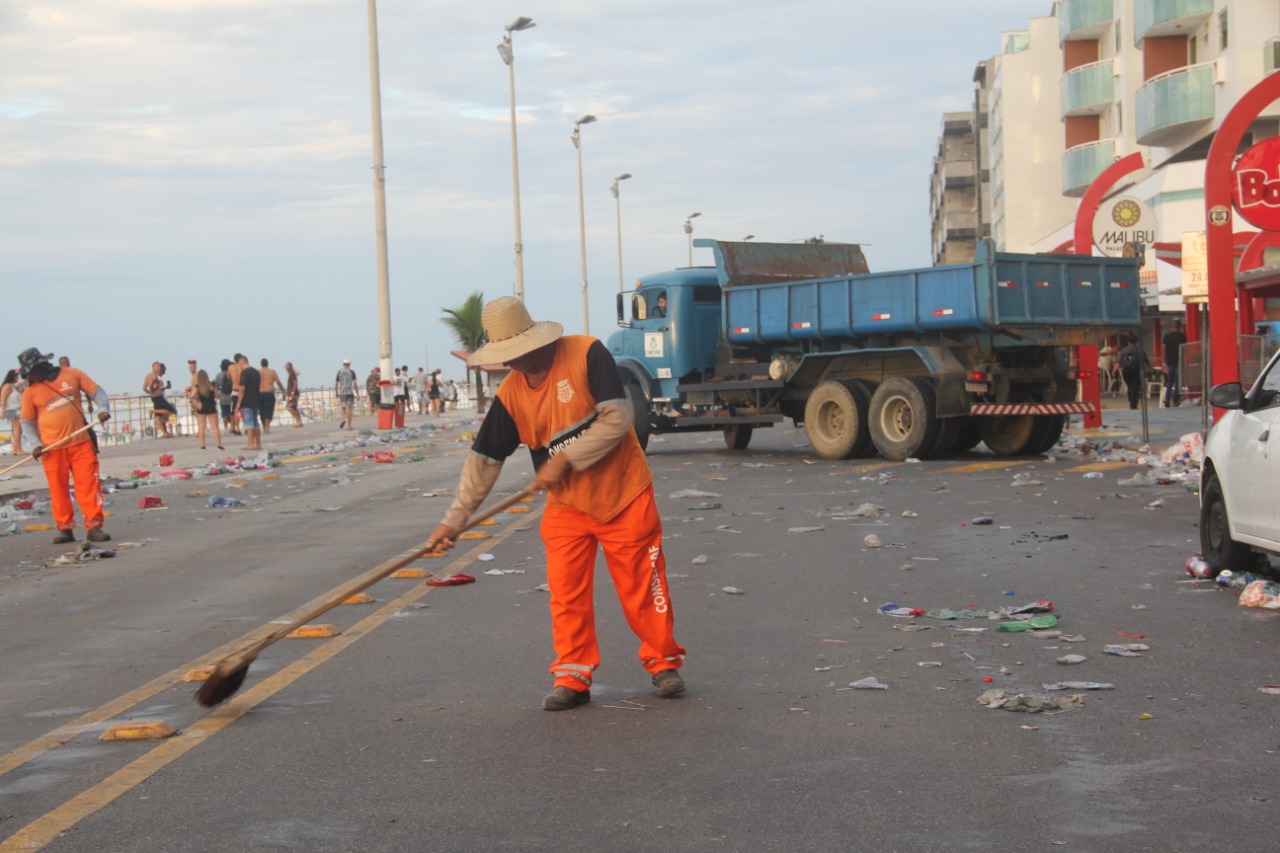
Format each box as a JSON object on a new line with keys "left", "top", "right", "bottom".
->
{"left": 698, "top": 239, "right": 1142, "bottom": 345}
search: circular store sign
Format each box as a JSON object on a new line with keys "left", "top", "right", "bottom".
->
{"left": 1233, "top": 137, "right": 1280, "bottom": 231}
{"left": 1092, "top": 196, "right": 1158, "bottom": 258}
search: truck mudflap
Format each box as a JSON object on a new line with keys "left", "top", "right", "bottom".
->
{"left": 969, "top": 402, "right": 1095, "bottom": 416}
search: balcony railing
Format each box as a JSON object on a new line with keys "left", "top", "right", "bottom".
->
{"left": 1004, "top": 32, "right": 1030, "bottom": 54}
{"left": 1061, "top": 59, "right": 1115, "bottom": 116}
{"left": 1135, "top": 62, "right": 1215, "bottom": 146}
{"left": 1063, "top": 138, "right": 1117, "bottom": 197}
{"left": 1059, "top": 0, "right": 1113, "bottom": 42}
{"left": 1134, "top": 0, "right": 1213, "bottom": 44}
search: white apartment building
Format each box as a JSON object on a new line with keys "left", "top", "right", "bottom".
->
{"left": 951, "top": 0, "right": 1280, "bottom": 316}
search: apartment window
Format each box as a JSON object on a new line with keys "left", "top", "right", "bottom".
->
{"left": 1189, "top": 34, "right": 1197, "bottom": 65}
{"left": 1219, "top": 9, "right": 1228, "bottom": 50}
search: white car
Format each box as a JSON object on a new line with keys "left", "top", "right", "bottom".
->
{"left": 1200, "top": 349, "right": 1280, "bottom": 572}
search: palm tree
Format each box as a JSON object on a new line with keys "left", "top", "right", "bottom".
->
{"left": 441, "top": 292, "right": 488, "bottom": 414}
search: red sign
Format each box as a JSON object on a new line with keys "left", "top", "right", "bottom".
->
{"left": 1233, "top": 137, "right": 1280, "bottom": 231}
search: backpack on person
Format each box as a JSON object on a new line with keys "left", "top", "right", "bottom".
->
{"left": 219, "top": 371, "right": 233, "bottom": 395}
{"left": 1120, "top": 347, "right": 1139, "bottom": 372}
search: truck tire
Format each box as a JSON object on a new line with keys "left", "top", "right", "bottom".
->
{"left": 951, "top": 419, "right": 984, "bottom": 453}
{"left": 978, "top": 415, "right": 1036, "bottom": 455}
{"left": 928, "top": 417, "right": 962, "bottom": 458}
{"left": 1025, "top": 415, "right": 1066, "bottom": 455}
{"left": 723, "top": 423, "right": 754, "bottom": 450}
{"left": 868, "top": 377, "right": 941, "bottom": 461}
{"left": 624, "top": 384, "right": 650, "bottom": 452}
{"left": 804, "top": 380, "right": 872, "bottom": 460}
{"left": 1200, "top": 472, "right": 1256, "bottom": 573}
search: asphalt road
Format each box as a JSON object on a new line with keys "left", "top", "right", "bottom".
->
{"left": 0, "top": 408, "right": 1275, "bottom": 853}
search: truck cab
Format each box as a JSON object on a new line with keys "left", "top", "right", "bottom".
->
{"left": 609, "top": 268, "right": 722, "bottom": 400}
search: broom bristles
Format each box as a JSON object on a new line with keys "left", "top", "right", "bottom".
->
{"left": 195, "top": 660, "right": 250, "bottom": 707}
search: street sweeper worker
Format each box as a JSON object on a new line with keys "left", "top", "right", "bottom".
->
{"left": 425, "top": 297, "right": 686, "bottom": 711}
{"left": 17, "top": 347, "right": 112, "bottom": 545}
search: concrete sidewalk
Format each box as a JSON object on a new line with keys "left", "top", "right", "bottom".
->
{"left": 0, "top": 406, "right": 485, "bottom": 503}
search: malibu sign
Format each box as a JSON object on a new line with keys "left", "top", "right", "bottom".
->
{"left": 1233, "top": 136, "right": 1280, "bottom": 232}
{"left": 1092, "top": 196, "right": 1157, "bottom": 258}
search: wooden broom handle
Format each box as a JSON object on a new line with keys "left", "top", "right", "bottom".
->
{"left": 236, "top": 485, "right": 537, "bottom": 659}
{"left": 0, "top": 421, "right": 97, "bottom": 478}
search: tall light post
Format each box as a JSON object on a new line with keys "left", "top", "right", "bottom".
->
{"left": 684, "top": 211, "right": 701, "bottom": 266}
{"left": 497, "top": 16, "right": 535, "bottom": 301}
{"left": 366, "top": 0, "right": 394, "bottom": 387}
{"left": 571, "top": 114, "right": 597, "bottom": 334}
{"left": 611, "top": 173, "right": 632, "bottom": 292}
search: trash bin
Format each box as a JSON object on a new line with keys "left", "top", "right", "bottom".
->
{"left": 394, "top": 393, "right": 406, "bottom": 428}
{"left": 377, "top": 380, "right": 395, "bottom": 430}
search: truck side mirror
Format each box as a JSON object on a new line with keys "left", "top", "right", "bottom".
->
{"left": 616, "top": 292, "right": 634, "bottom": 328}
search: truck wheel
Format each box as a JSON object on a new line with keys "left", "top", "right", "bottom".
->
{"left": 951, "top": 419, "right": 984, "bottom": 453}
{"left": 723, "top": 423, "right": 754, "bottom": 450}
{"left": 1025, "top": 415, "right": 1066, "bottom": 455}
{"left": 1200, "top": 472, "right": 1255, "bottom": 573}
{"left": 804, "top": 380, "right": 871, "bottom": 460}
{"left": 978, "top": 415, "right": 1036, "bottom": 455}
{"left": 624, "top": 384, "right": 650, "bottom": 452}
{"left": 868, "top": 377, "right": 940, "bottom": 461}
{"left": 928, "top": 417, "right": 961, "bottom": 458}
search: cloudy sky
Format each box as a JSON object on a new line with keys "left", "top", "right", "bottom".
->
{"left": 1, "top": 0, "right": 1045, "bottom": 394}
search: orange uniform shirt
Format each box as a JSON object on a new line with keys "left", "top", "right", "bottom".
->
{"left": 21, "top": 368, "right": 100, "bottom": 448}
{"left": 479, "top": 336, "right": 650, "bottom": 523}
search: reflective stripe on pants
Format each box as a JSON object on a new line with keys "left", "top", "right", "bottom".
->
{"left": 41, "top": 441, "right": 104, "bottom": 531}
{"left": 541, "top": 485, "right": 685, "bottom": 691}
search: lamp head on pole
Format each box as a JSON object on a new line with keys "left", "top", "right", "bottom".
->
{"left": 684, "top": 211, "right": 701, "bottom": 235}
{"left": 611, "top": 172, "right": 632, "bottom": 198}
{"left": 743, "top": 234, "right": 755, "bottom": 241}
{"left": 506, "top": 16, "right": 536, "bottom": 32}
{"left": 496, "top": 41, "right": 513, "bottom": 65}
{"left": 575, "top": 114, "right": 597, "bottom": 127}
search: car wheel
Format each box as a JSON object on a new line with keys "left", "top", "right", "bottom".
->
{"left": 1199, "top": 472, "right": 1255, "bottom": 573}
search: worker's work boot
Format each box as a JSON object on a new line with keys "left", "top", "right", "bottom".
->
{"left": 86, "top": 528, "right": 111, "bottom": 543}
{"left": 542, "top": 686, "right": 590, "bottom": 712}
{"left": 51, "top": 529, "right": 74, "bottom": 545}
{"left": 652, "top": 669, "right": 686, "bottom": 697}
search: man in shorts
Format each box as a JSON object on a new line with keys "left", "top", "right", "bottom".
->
{"left": 235, "top": 354, "right": 263, "bottom": 450}
{"left": 335, "top": 359, "right": 359, "bottom": 429}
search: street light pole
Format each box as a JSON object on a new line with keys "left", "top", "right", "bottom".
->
{"left": 572, "top": 114, "right": 597, "bottom": 335}
{"left": 497, "top": 16, "right": 535, "bottom": 301}
{"left": 611, "top": 173, "right": 632, "bottom": 292}
{"left": 684, "top": 211, "right": 701, "bottom": 267}
{"left": 366, "top": 0, "right": 394, "bottom": 384}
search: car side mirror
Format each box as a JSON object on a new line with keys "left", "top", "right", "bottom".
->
{"left": 1207, "top": 382, "right": 1245, "bottom": 410}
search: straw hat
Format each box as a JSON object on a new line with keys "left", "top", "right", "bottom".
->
{"left": 468, "top": 297, "right": 563, "bottom": 366}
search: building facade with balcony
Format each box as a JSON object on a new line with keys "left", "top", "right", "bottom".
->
{"left": 948, "top": 0, "right": 1280, "bottom": 321}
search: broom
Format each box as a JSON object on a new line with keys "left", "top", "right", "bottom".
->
{"left": 195, "top": 483, "right": 537, "bottom": 707}
{"left": 0, "top": 421, "right": 98, "bottom": 478}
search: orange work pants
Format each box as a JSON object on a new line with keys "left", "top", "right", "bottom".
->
{"left": 541, "top": 485, "right": 685, "bottom": 692}
{"left": 41, "top": 441, "right": 105, "bottom": 531}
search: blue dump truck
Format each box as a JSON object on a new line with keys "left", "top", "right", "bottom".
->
{"left": 607, "top": 238, "right": 1142, "bottom": 460}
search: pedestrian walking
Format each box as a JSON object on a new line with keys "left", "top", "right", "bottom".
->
{"left": 425, "top": 297, "right": 686, "bottom": 711}
{"left": 2, "top": 366, "right": 24, "bottom": 455}
{"left": 1162, "top": 321, "right": 1187, "bottom": 407}
{"left": 1118, "top": 333, "right": 1151, "bottom": 410}
{"left": 335, "top": 359, "right": 359, "bottom": 428}
{"left": 143, "top": 361, "right": 177, "bottom": 438}
{"left": 17, "top": 348, "right": 112, "bottom": 544}
{"left": 191, "top": 369, "right": 222, "bottom": 450}
{"left": 284, "top": 362, "right": 303, "bottom": 427}
{"left": 259, "top": 358, "right": 285, "bottom": 433}
{"left": 235, "top": 355, "right": 263, "bottom": 450}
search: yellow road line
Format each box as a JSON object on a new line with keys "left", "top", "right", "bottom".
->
{"left": 939, "top": 459, "right": 1035, "bottom": 474}
{"left": 1061, "top": 460, "right": 1134, "bottom": 473}
{"left": 0, "top": 506, "right": 538, "bottom": 849}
